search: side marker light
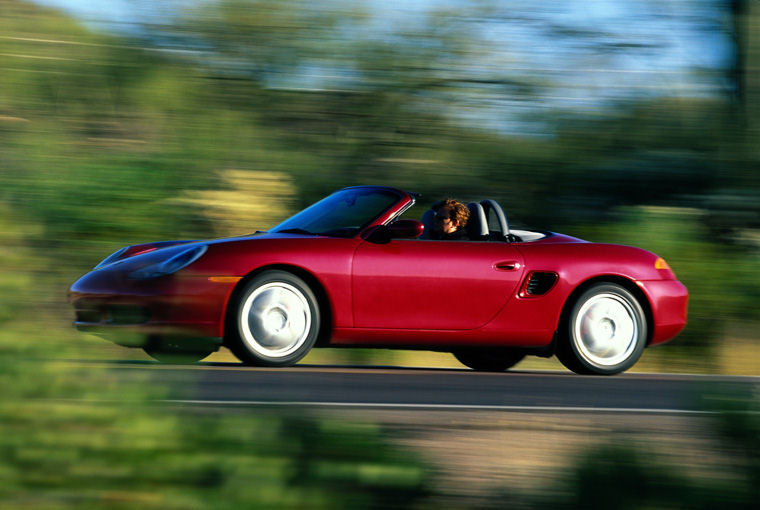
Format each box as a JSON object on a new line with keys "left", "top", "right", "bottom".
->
{"left": 654, "top": 258, "right": 671, "bottom": 271}
{"left": 208, "top": 276, "right": 242, "bottom": 283}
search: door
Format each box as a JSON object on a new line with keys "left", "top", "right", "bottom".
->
{"left": 352, "top": 239, "right": 525, "bottom": 330}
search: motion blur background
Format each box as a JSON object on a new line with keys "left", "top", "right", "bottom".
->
{"left": 1, "top": 0, "right": 758, "bottom": 507}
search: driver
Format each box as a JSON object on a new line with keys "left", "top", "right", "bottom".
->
{"left": 431, "top": 198, "right": 470, "bottom": 240}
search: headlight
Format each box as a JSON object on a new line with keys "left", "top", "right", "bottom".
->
{"left": 94, "top": 247, "right": 129, "bottom": 270}
{"left": 129, "top": 245, "right": 207, "bottom": 280}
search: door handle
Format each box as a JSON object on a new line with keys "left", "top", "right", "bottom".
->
{"left": 495, "top": 261, "right": 521, "bottom": 271}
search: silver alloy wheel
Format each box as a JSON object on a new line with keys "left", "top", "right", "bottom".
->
{"left": 239, "top": 282, "right": 312, "bottom": 358}
{"left": 573, "top": 292, "right": 638, "bottom": 368}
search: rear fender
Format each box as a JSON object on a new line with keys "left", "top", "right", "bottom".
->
{"left": 557, "top": 275, "right": 654, "bottom": 345}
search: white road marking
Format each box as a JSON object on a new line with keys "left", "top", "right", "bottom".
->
{"left": 160, "top": 400, "right": 720, "bottom": 415}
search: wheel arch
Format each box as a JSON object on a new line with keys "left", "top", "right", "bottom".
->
{"left": 557, "top": 275, "right": 654, "bottom": 346}
{"left": 223, "top": 264, "right": 334, "bottom": 348}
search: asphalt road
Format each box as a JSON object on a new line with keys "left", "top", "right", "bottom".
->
{"left": 64, "top": 361, "right": 757, "bottom": 503}
{"left": 98, "top": 362, "right": 759, "bottom": 414}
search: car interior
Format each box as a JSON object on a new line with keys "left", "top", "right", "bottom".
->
{"left": 418, "top": 200, "right": 546, "bottom": 242}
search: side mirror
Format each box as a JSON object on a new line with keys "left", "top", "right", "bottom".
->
{"left": 388, "top": 219, "right": 424, "bottom": 239}
{"left": 362, "top": 219, "right": 424, "bottom": 244}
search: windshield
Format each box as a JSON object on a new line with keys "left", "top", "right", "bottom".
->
{"left": 271, "top": 188, "right": 402, "bottom": 238}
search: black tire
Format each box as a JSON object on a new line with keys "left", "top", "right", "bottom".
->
{"left": 229, "top": 270, "right": 320, "bottom": 367}
{"left": 557, "top": 283, "right": 647, "bottom": 375}
{"left": 143, "top": 337, "right": 214, "bottom": 364}
{"left": 452, "top": 348, "right": 525, "bottom": 372}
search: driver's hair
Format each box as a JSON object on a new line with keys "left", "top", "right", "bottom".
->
{"left": 433, "top": 198, "right": 469, "bottom": 228}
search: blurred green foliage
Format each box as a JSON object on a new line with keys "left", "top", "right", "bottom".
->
{"left": 0, "top": 397, "right": 428, "bottom": 508}
{"left": 540, "top": 393, "right": 760, "bottom": 510}
{"left": 3, "top": 0, "right": 757, "bottom": 351}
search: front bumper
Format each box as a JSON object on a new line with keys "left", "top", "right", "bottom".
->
{"left": 70, "top": 269, "right": 239, "bottom": 350}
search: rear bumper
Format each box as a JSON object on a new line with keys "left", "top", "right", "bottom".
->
{"left": 637, "top": 279, "right": 688, "bottom": 345}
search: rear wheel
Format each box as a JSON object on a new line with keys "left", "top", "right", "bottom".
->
{"left": 452, "top": 348, "right": 525, "bottom": 372}
{"left": 229, "top": 270, "right": 320, "bottom": 367}
{"left": 558, "top": 283, "right": 647, "bottom": 375}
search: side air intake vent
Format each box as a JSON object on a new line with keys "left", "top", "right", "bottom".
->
{"left": 525, "top": 272, "right": 558, "bottom": 296}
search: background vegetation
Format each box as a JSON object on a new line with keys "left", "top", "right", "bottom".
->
{"left": 0, "top": 0, "right": 758, "bottom": 506}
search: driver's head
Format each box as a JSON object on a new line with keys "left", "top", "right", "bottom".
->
{"left": 433, "top": 198, "right": 469, "bottom": 234}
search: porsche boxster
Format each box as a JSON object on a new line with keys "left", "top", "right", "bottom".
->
{"left": 69, "top": 185, "right": 688, "bottom": 375}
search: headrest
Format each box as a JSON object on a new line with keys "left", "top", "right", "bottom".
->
{"left": 480, "top": 199, "right": 510, "bottom": 240}
{"left": 466, "top": 202, "right": 488, "bottom": 240}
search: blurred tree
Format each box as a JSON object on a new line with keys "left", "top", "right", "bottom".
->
{"left": 540, "top": 393, "right": 760, "bottom": 509}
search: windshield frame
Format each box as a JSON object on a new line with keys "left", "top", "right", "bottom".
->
{"left": 270, "top": 186, "right": 414, "bottom": 238}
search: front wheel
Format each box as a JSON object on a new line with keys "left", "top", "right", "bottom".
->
{"left": 229, "top": 271, "right": 320, "bottom": 367}
{"left": 452, "top": 348, "right": 525, "bottom": 372}
{"left": 558, "top": 283, "right": 647, "bottom": 375}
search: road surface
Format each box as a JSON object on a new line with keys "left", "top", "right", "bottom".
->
{"left": 90, "top": 362, "right": 757, "bottom": 414}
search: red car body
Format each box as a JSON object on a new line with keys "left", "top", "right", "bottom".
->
{"left": 70, "top": 186, "right": 687, "bottom": 374}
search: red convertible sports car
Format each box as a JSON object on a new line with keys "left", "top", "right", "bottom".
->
{"left": 70, "top": 185, "right": 688, "bottom": 375}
